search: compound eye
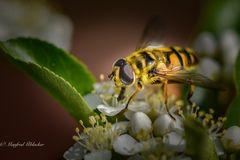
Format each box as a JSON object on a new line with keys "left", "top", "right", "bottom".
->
{"left": 119, "top": 63, "right": 134, "bottom": 85}
{"left": 113, "top": 58, "right": 126, "bottom": 67}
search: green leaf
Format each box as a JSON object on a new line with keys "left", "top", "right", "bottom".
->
{"left": 225, "top": 52, "right": 240, "bottom": 127}
{"left": 0, "top": 37, "right": 96, "bottom": 124}
{"left": 184, "top": 116, "right": 218, "bottom": 160}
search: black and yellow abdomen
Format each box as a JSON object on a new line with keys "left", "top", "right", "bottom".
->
{"left": 152, "top": 46, "right": 199, "bottom": 70}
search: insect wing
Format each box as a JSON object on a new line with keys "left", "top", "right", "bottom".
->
{"left": 136, "top": 16, "right": 165, "bottom": 50}
{"left": 156, "top": 71, "right": 225, "bottom": 90}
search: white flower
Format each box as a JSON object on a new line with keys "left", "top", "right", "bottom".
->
{"left": 0, "top": 1, "right": 73, "bottom": 50}
{"left": 193, "top": 32, "right": 217, "bottom": 56}
{"left": 222, "top": 126, "right": 240, "bottom": 151}
{"left": 198, "top": 58, "right": 220, "bottom": 79}
{"left": 173, "top": 115, "right": 184, "bottom": 132}
{"left": 84, "top": 150, "right": 111, "bottom": 160}
{"left": 70, "top": 80, "right": 234, "bottom": 159}
{"left": 213, "top": 137, "right": 225, "bottom": 156}
{"left": 96, "top": 91, "right": 151, "bottom": 117}
{"left": 192, "top": 58, "right": 220, "bottom": 103}
{"left": 97, "top": 104, "right": 125, "bottom": 116}
{"left": 73, "top": 115, "right": 120, "bottom": 152}
{"left": 124, "top": 110, "right": 135, "bottom": 120}
{"left": 138, "top": 138, "right": 158, "bottom": 151}
{"left": 84, "top": 81, "right": 125, "bottom": 113}
{"left": 113, "top": 134, "right": 141, "bottom": 156}
{"left": 127, "top": 101, "right": 151, "bottom": 113}
{"left": 153, "top": 113, "right": 174, "bottom": 136}
{"left": 93, "top": 81, "right": 115, "bottom": 95}
{"left": 220, "top": 29, "right": 240, "bottom": 77}
{"left": 96, "top": 95, "right": 126, "bottom": 116}
{"left": 163, "top": 131, "right": 185, "bottom": 152}
{"left": 83, "top": 94, "right": 103, "bottom": 109}
{"left": 124, "top": 101, "right": 151, "bottom": 120}
{"left": 220, "top": 29, "right": 240, "bottom": 65}
{"left": 113, "top": 134, "right": 158, "bottom": 156}
{"left": 153, "top": 113, "right": 183, "bottom": 137}
{"left": 63, "top": 143, "right": 85, "bottom": 160}
{"left": 130, "top": 112, "right": 152, "bottom": 136}
{"left": 112, "top": 121, "right": 129, "bottom": 135}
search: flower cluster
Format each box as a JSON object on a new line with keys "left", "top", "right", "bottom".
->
{"left": 64, "top": 81, "right": 240, "bottom": 160}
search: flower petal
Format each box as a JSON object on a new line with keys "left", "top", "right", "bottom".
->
{"left": 112, "top": 121, "right": 129, "bottom": 135}
{"left": 128, "top": 101, "right": 151, "bottom": 113}
{"left": 97, "top": 104, "right": 125, "bottom": 116}
{"left": 198, "top": 58, "right": 220, "bottom": 79}
{"left": 124, "top": 110, "right": 135, "bottom": 120}
{"left": 153, "top": 113, "right": 173, "bottom": 136}
{"left": 213, "top": 137, "right": 225, "bottom": 156}
{"left": 130, "top": 112, "right": 152, "bottom": 135}
{"left": 84, "top": 150, "right": 111, "bottom": 160}
{"left": 153, "top": 113, "right": 183, "bottom": 136}
{"left": 83, "top": 94, "right": 102, "bottom": 109}
{"left": 113, "top": 134, "right": 141, "bottom": 156}
{"left": 63, "top": 143, "right": 84, "bottom": 160}
{"left": 220, "top": 29, "right": 239, "bottom": 65}
{"left": 94, "top": 81, "right": 115, "bottom": 94}
{"left": 163, "top": 131, "right": 185, "bottom": 152}
{"left": 171, "top": 115, "right": 184, "bottom": 132}
{"left": 223, "top": 126, "right": 240, "bottom": 145}
{"left": 220, "top": 29, "right": 240, "bottom": 77}
{"left": 193, "top": 32, "right": 217, "bottom": 56}
{"left": 222, "top": 126, "right": 240, "bottom": 151}
{"left": 138, "top": 138, "right": 158, "bottom": 151}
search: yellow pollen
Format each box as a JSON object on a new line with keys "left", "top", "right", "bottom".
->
{"left": 75, "top": 127, "right": 80, "bottom": 133}
{"left": 99, "top": 74, "right": 105, "bottom": 81}
{"left": 73, "top": 135, "right": 80, "bottom": 141}
{"left": 209, "top": 108, "right": 214, "bottom": 114}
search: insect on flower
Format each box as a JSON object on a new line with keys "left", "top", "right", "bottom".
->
{"left": 108, "top": 17, "right": 225, "bottom": 119}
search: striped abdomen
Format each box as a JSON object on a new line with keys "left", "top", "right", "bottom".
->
{"left": 152, "top": 46, "right": 199, "bottom": 70}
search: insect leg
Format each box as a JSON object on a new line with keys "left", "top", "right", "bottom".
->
{"left": 125, "top": 82, "right": 143, "bottom": 109}
{"left": 117, "top": 87, "right": 126, "bottom": 101}
{"left": 162, "top": 80, "right": 176, "bottom": 120}
{"left": 187, "top": 85, "right": 195, "bottom": 105}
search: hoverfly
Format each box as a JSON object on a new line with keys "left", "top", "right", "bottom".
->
{"left": 108, "top": 17, "right": 224, "bottom": 119}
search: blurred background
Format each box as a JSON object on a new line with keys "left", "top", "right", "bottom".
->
{"left": 0, "top": 0, "right": 239, "bottom": 159}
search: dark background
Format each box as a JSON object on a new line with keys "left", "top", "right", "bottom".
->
{"left": 0, "top": 0, "right": 202, "bottom": 159}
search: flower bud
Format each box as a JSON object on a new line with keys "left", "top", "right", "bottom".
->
{"left": 222, "top": 126, "right": 240, "bottom": 152}
{"left": 130, "top": 112, "right": 152, "bottom": 135}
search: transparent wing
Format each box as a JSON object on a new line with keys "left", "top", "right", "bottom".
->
{"left": 136, "top": 16, "right": 165, "bottom": 50}
{"left": 154, "top": 70, "right": 225, "bottom": 90}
